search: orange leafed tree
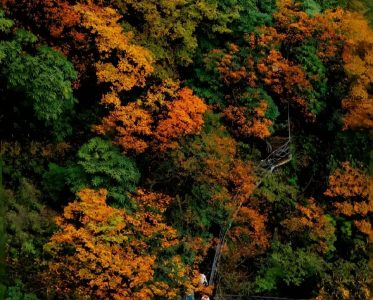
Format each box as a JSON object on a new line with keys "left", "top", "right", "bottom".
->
{"left": 223, "top": 102, "right": 273, "bottom": 139}
{"left": 257, "top": 49, "right": 314, "bottom": 120}
{"left": 95, "top": 102, "right": 153, "bottom": 154}
{"left": 95, "top": 80, "right": 207, "bottom": 154}
{"left": 228, "top": 206, "right": 270, "bottom": 258}
{"left": 216, "top": 43, "right": 248, "bottom": 86}
{"left": 282, "top": 198, "right": 336, "bottom": 254}
{"left": 324, "top": 162, "right": 372, "bottom": 241}
{"left": 175, "top": 131, "right": 237, "bottom": 186}
{"left": 226, "top": 160, "right": 265, "bottom": 256}
{"left": 214, "top": 161, "right": 268, "bottom": 293}
{"left": 154, "top": 87, "right": 207, "bottom": 151}
{"left": 339, "top": 12, "right": 373, "bottom": 131}
{"left": 229, "top": 159, "right": 257, "bottom": 202}
{"left": 0, "top": 0, "right": 81, "bottom": 40}
{"left": 205, "top": 43, "right": 275, "bottom": 139}
{"left": 45, "top": 188, "right": 198, "bottom": 299}
{"left": 324, "top": 162, "right": 369, "bottom": 199}
{"left": 219, "top": 1, "right": 347, "bottom": 122}
{"left": 74, "top": 4, "right": 154, "bottom": 95}
{"left": 274, "top": 0, "right": 345, "bottom": 59}
{"left": 172, "top": 120, "right": 257, "bottom": 213}
{"left": 205, "top": 3, "right": 349, "bottom": 132}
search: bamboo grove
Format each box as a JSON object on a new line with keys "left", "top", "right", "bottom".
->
{"left": 0, "top": 0, "right": 372, "bottom": 299}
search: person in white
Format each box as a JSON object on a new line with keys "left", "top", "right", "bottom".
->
{"left": 199, "top": 273, "right": 208, "bottom": 286}
{"left": 201, "top": 295, "right": 210, "bottom": 300}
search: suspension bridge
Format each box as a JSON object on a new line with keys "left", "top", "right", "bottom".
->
{"left": 208, "top": 103, "right": 293, "bottom": 295}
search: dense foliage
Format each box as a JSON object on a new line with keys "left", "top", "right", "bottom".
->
{"left": 0, "top": 0, "right": 372, "bottom": 299}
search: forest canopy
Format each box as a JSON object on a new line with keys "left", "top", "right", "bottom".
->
{"left": 0, "top": 0, "right": 372, "bottom": 299}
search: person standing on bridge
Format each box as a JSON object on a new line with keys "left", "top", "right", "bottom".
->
{"left": 199, "top": 273, "right": 208, "bottom": 286}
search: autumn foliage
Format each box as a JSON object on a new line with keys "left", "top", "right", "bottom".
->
{"left": 229, "top": 206, "right": 270, "bottom": 258}
{"left": 2, "top": 0, "right": 154, "bottom": 89}
{"left": 340, "top": 12, "right": 373, "bottom": 130}
{"left": 324, "top": 162, "right": 372, "bottom": 241}
{"left": 282, "top": 198, "right": 336, "bottom": 254}
{"left": 45, "top": 188, "right": 199, "bottom": 299}
{"left": 75, "top": 4, "right": 154, "bottom": 93}
{"left": 95, "top": 81, "right": 207, "bottom": 154}
{"left": 1, "top": 0, "right": 372, "bottom": 299}
{"left": 223, "top": 102, "right": 273, "bottom": 139}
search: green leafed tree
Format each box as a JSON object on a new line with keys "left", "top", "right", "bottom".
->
{"left": 3, "top": 178, "right": 53, "bottom": 299}
{"left": 254, "top": 242, "right": 325, "bottom": 294}
{"left": 101, "top": 0, "right": 241, "bottom": 77}
{"left": 0, "top": 11, "right": 77, "bottom": 140}
{"left": 5, "top": 280, "right": 39, "bottom": 300}
{"left": 43, "top": 138, "right": 140, "bottom": 208}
